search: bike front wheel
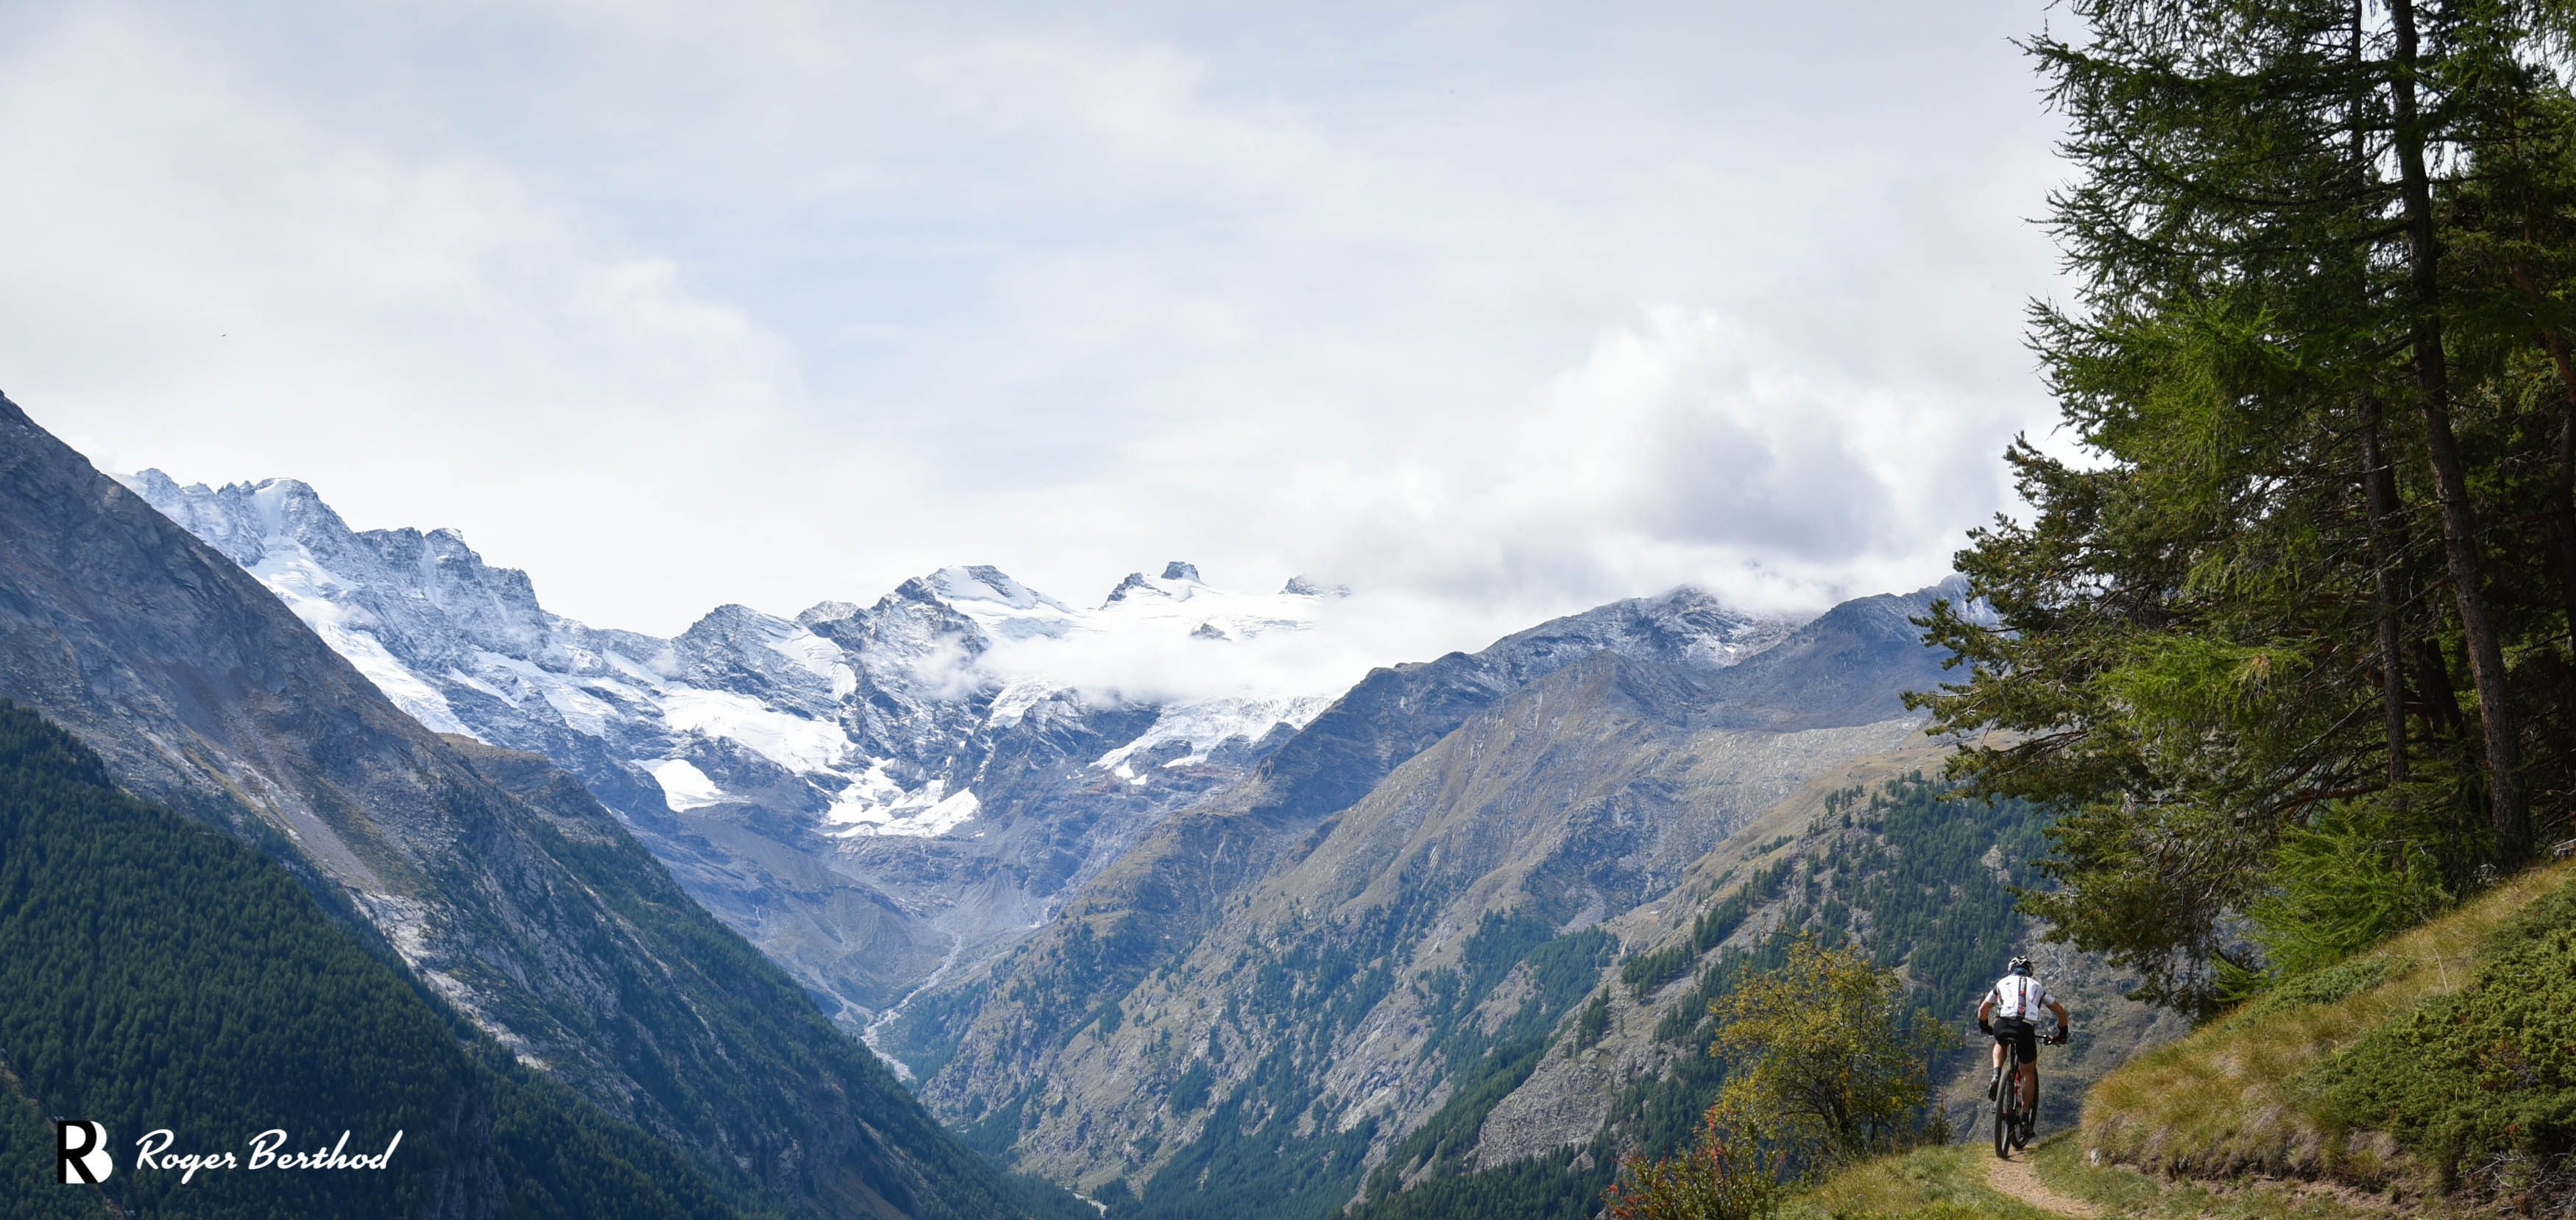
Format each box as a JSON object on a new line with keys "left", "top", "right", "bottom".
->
{"left": 1992, "top": 1072, "right": 2014, "bottom": 1158}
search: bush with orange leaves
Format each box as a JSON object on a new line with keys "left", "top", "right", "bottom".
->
{"left": 1602, "top": 1108, "right": 1786, "bottom": 1220}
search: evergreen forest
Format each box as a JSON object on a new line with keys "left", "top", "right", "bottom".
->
{"left": 1914, "top": 0, "right": 2576, "bottom": 1015}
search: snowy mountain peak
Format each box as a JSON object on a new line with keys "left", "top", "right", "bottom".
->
{"left": 1102, "top": 572, "right": 1161, "bottom": 604}
{"left": 119, "top": 464, "right": 1871, "bottom": 1032}
{"left": 1103, "top": 563, "right": 1216, "bottom": 607}
{"left": 1281, "top": 576, "right": 1351, "bottom": 599}
{"left": 796, "top": 599, "right": 863, "bottom": 627}
{"left": 930, "top": 565, "right": 1068, "bottom": 613}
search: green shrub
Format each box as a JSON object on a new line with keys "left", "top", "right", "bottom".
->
{"left": 2231, "top": 953, "right": 2393, "bottom": 1023}
{"left": 2317, "top": 877, "right": 2576, "bottom": 1171}
{"left": 2232, "top": 795, "right": 2463, "bottom": 997}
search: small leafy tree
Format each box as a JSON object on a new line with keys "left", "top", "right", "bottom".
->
{"left": 1602, "top": 1109, "right": 1783, "bottom": 1220}
{"left": 1704, "top": 937, "right": 1946, "bottom": 1167}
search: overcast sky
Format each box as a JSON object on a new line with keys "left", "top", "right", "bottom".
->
{"left": 1, "top": 0, "right": 2070, "bottom": 655}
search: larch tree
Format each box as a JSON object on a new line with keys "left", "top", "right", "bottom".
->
{"left": 1915, "top": 0, "right": 2576, "bottom": 1015}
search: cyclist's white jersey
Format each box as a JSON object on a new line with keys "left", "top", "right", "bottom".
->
{"left": 1986, "top": 973, "right": 2055, "bottom": 1022}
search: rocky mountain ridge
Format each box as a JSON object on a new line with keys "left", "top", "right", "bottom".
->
{"left": 127, "top": 471, "right": 1401, "bottom": 1023}
{"left": 886, "top": 579, "right": 2021, "bottom": 1220}
{"left": 0, "top": 396, "right": 1083, "bottom": 1219}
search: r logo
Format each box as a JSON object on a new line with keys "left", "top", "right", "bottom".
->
{"left": 56, "top": 1121, "right": 111, "bottom": 1184}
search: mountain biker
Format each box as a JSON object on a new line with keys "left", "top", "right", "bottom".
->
{"left": 1976, "top": 954, "right": 2068, "bottom": 1140}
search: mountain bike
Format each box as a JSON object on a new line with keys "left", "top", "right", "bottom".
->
{"left": 1991, "top": 1032, "right": 2025, "bottom": 1158}
{"left": 1990, "top": 1026, "right": 2066, "bottom": 1159}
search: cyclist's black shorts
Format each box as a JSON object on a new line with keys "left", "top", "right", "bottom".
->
{"left": 1993, "top": 1016, "right": 2039, "bottom": 1060}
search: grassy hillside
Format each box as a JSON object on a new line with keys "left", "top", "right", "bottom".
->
{"left": 1781, "top": 1143, "right": 2062, "bottom": 1220}
{"left": 2076, "top": 855, "right": 2576, "bottom": 1210}
{"left": 1685, "top": 855, "right": 2576, "bottom": 1220}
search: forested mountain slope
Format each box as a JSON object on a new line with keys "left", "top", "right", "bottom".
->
{"left": 0, "top": 393, "right": 1082, "bottom": 1220}
{"left": 0, "top": 699, "right": 771, "bottom": 1218}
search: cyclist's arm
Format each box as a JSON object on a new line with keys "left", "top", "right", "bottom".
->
{"left": 2048, "top": 999, "right": 2069, "bottom": 1027}
{"left": 1977, "top": 996, "right": 1995, "bottom": 1023}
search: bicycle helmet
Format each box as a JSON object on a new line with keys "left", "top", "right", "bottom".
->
{"left": 2008, "top": 955, "right": 2034, "bottom": 976}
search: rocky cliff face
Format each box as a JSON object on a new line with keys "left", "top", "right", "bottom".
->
{"left": 0, "top": 395, "right": 1082, "bottom": 1220}
{"left": 127, "top": 471, "right": 1354, "bottom": 1029}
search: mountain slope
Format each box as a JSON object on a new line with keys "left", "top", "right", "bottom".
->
{"left": 892, "top": 580, "right": 2013, "bottom": 1218}
{"left": 0, "top": 393, "right": 1082, "bottom": 1220}
{"left": 0, "top": 698, "right": 772, "bottom": 1218}
{"left": 876, "top": 586, "right": 1804, "bottom": 1081}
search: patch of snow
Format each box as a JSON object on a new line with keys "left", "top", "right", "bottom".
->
{"left": 603, "top": 647, "right": 673, "bottom": 685}
{"left": 476, "top": 651, "right": 623, "bottom": 736}
{"left": 983, "top": 679, "right": 1064, "bottom": 727}
{"left": 1094, "top": 694, "right": 1337, "bottom": 774}
{"left": 1282, "top": 576, "right": 1352, "bottom": 599}
{"left": 1091, "top": 574, "right": 1320, "bottom": 641}
{"left": 247, "top": 549, "right": 473, "bottom": 736}
{"left": 935, "top": 565, "right": 1082, "bottom": 642}
{"left": 660, "top": 686, "right": 848, "bottom": 772}
{"left": 767, "top": 630, "right": 856, "bottom": 698}
{"left": 648, "top": 759, "right": 731, "bottom": 811}
{"left": 828, "top": 772, "right": 982, "bottom": 838}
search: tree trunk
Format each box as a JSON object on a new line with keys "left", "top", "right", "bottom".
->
{"left": 2415, "top": 637, "right": 2466, "bottom": 738}
{"left": 2391, "top": 0, "right": 2532, "bottom": 863}
{"left": 2362, "top": 398, "right": 2412, "bottom": 784}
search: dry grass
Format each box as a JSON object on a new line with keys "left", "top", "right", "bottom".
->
{"left": 1785, "top": 1143, "right": 2060, "bottom": 1220}
{"left": 2027, "top": 1134, "right": 2471, "bottom": 1220}
{"left": 2078, "top": 856, "right": 2576, "bottom": 1184}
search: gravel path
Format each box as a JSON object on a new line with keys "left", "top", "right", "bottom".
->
{"left": 1989, "top": 1149, "right": 2102, "bottom": 1218}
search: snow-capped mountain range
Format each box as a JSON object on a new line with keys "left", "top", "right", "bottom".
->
{"left": 127, "top": 473, "right": 1351, "bottom": 1004}
{"left": 125, "top": 470, "right": 1807, "bottom": 1043}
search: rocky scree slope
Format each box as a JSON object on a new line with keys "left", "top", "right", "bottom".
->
{"left": 898, "top": 584, "right": 2008, "bottom": 1218}
{"left": 129, "top": 470, "right": 1352, "bottom": 1026}
{"left": 0, "top": 394, "right": 1083, "bottom": 1220}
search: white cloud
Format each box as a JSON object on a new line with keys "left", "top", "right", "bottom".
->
{"left": 1269, "top": 307, "right": 2014, "bottom": 622}
{"left": 3, "top": 0, "right": 2067, "bottom": 659}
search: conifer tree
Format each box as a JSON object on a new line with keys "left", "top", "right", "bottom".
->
{"left": 1917, "top": 0, "right": 2576, "bottom": 1013}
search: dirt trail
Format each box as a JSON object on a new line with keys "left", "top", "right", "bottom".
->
{"left": 1989, "top": 1151, "right": 2101, "bottom": 1218}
